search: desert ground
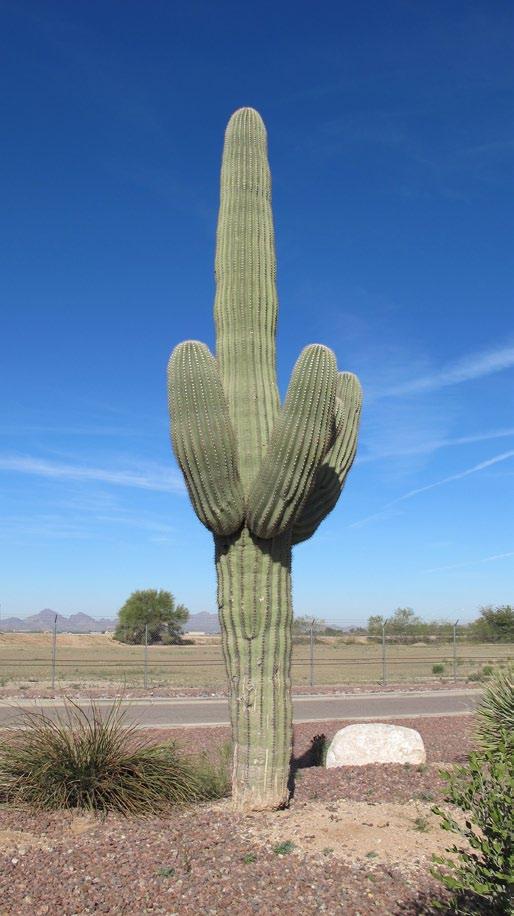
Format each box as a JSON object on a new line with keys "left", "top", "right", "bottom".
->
{"left": 0, "top": 631, "right": 511, "bottom": 691}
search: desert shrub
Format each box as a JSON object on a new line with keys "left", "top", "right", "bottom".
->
{"left": 433, "top": 663, "right": 445, "bottom": 675}
{"left": 0, "top": 699, "right": 225, "bottom": 814}
{"left": 475, "top": 668, "right": 514, "bottom": 755}
{"left": 432, "top": 737, "right": 514, "bottom": 914}
{"left": 482, "top": 665, "right": 494, "bottom": 677}
{"left": 467, "top": 672, "right": 483, "bottom": 683}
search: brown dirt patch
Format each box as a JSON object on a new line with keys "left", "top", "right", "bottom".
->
{"left": 242, "top": 798, "right": 461, "bottom": 873}
{"left": 0, "top": 829, "right": 53, "bottom": 854}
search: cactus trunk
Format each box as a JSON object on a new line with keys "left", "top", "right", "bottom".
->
{"left": 215, "top": 527, "right": 292, "bottom": 810}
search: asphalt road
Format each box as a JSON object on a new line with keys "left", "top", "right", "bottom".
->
{"left": 0, "top": 689, "right": 480, "bottom": 728}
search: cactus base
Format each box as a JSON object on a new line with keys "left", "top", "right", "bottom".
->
{"left": 215, "top": 527, "right": 293, "bottom": 810}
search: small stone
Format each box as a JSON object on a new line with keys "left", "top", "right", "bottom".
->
{"left": 326, "top": 723, "right": 426, "bottom": 767}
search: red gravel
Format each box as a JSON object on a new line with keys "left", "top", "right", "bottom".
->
{"left": 0, "top": 716, "right": 475, "bottom": 914}
{"left": 0, "top": 804, "right": 448, "bottom": 915}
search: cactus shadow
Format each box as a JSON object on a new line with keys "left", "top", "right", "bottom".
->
{"left": 288, "top": 733, "right": 327, "bottom": 800}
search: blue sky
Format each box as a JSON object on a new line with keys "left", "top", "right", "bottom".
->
{"left": 1, "top": 0, "right": 513, "bottom": 624}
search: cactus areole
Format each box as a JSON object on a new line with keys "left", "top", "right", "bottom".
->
{"left": 167, "top": 108, "right": 362, "bottom": 811}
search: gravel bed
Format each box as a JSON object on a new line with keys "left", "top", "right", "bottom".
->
{"left": 0, "top": 681, "right": 480, "bottom": 700}
{"left": 0, "top": 716, "right": 475, "bottom": 914}
{"left": 0, "top": 804, "right": 449, "bottom": 915}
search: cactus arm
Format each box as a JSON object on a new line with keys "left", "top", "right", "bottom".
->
{"left": 167, "top": 340, "right": 245, "bottom": 536}
{"left": 247, "top": 344, "right": 337, "bottom": 539}
{"left": 292, "top": 372, "right": 362, "bottom": 545}
{"left": 214, "top": 107, "right": 280, "bottom": 494}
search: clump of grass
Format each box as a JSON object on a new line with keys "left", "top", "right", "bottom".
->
{"left": 432, "top": 663, "right": 445, "bottom": 676}
{"left": 193, "top": 740, "right": 231, "bottom": 799}
{"left": 467, "top": 671, "right": 483, "bottom": 683}
{"left": 0, "top": 698, "right": 225, "bottom": 815}
{"left": 273, "top": 840, "right": 295, "bottom": 855}
{"left": 242, "top": 852, "right": 256, "bottom": 864}
{"left": 156, "top": 866, "right": 175, "bottom": 878}
{"left": 412, "top": 815, "right": 430, "bottom": 833}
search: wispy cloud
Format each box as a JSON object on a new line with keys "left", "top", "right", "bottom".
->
{"left": 423, "top": 550, "right": 514, "bottom": 574}
{"left": 0, "top": 455, "right": 184, "bottom": 494}
{"left": 378, "top": 344, "right": 514, "bottom": 398}
{"left": 350, "top": 450, "right": 514, "bottom": 528}
{"left": 358, "top": 426, "right": 514, "bottom": 463}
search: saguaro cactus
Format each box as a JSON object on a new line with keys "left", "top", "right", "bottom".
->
{"left": 167, "top": 108, "right": 362, "bottom": 811}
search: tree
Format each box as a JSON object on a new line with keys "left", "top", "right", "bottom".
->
{"left": 388, "top": 607, "right": 423, "bottom": 634}
{"left": 167, "top": 108, "right": 362, "bottom": 810}
{"left": 114, "top": 590, "right": 189, "bottom": 645}
{"left": 367, "top": 614, "right": 385, "bottom": 636}
{"left": 471, "top": 606, "right": 514, "bottom": 643}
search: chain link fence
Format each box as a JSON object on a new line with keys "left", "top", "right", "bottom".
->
{"left": 0, "top": 617, "right": 512, "bottom": 691}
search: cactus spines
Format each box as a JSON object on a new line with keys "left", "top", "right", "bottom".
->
{"left": 247, "top": 344, "right": 337, "bottom": 539}
{"left": 292, "top": 371, "right": 363, "bottom": 545}
{"left": 167, "top": 107, "right": 362, "bottom": 810}
{"left": 214, "top": 107, "right": 280, "bottom": 494}
{"left": 167, "top": 340, "right": 244, "bottom": 536}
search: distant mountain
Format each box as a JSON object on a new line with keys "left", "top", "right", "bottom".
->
{"left": 1, "top": 609, "right": 115, "bottom": 633}
{"left": 1, "top": 607, "right": 220, "bottom": 634}
{"left": 184, "top": 611, "right": 220, "bottom": 634}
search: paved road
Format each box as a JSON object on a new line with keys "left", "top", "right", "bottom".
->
{"left": 0, "top": 689, "right": 480, "bottom": 728}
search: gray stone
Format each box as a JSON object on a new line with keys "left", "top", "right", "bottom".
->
{"left": 326, "top": 723, "right": 426, "bottom": 768}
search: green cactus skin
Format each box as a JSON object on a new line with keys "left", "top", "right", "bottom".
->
{"left": 167, "top": 107, "right": 362, "bottom": 810}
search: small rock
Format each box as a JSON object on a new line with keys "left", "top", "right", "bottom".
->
{"left": 326, "top": 723, "right": 426, "bottom": 767}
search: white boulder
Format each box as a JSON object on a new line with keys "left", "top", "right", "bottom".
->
{"left": 326, "top": 723, "right": 426, "bottom": 768}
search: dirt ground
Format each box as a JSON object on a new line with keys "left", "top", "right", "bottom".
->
{"left": 0, "top": 631, "right": 511, "bottom": 690}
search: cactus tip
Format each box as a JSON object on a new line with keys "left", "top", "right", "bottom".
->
{"left": 226, "top": 106, "right": 266, "bottom": 138}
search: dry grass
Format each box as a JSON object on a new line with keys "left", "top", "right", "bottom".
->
{"left": 0, "top": 631, "right": 511, "bottom": 690}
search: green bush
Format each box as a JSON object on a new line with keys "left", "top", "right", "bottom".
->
{"left": 0, "top": 699, "right": 226, "bottom": 814}
{"left": 433, "top": 663, "right": 445, "bottom": 675}
{"left": 432, "top": 737, "right": 514, "bottom": 914}
{"left": 476, "top": 668, "right": 514, "bottom": 755}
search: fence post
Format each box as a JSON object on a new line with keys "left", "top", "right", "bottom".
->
{"left": 144, "top": 623, "right": 149, "bottom": 689}
{"left": 309, "top": 619, "right": 315, "bottom": 688}
{"left": 452, "top": 619, "right": 459, "bottom": 684}
{"left": 381, "top": 620, "right": 387, "bottom": 687}
{"left": 51, "top": 614, "right": 57, "bottom": 691}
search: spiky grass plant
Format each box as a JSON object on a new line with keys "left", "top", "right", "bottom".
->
{"left": 0, "top": 699, "right": 220, "bottom": 814}
{"left": 476, "top": 667, "right": 514, "bottom": 754}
